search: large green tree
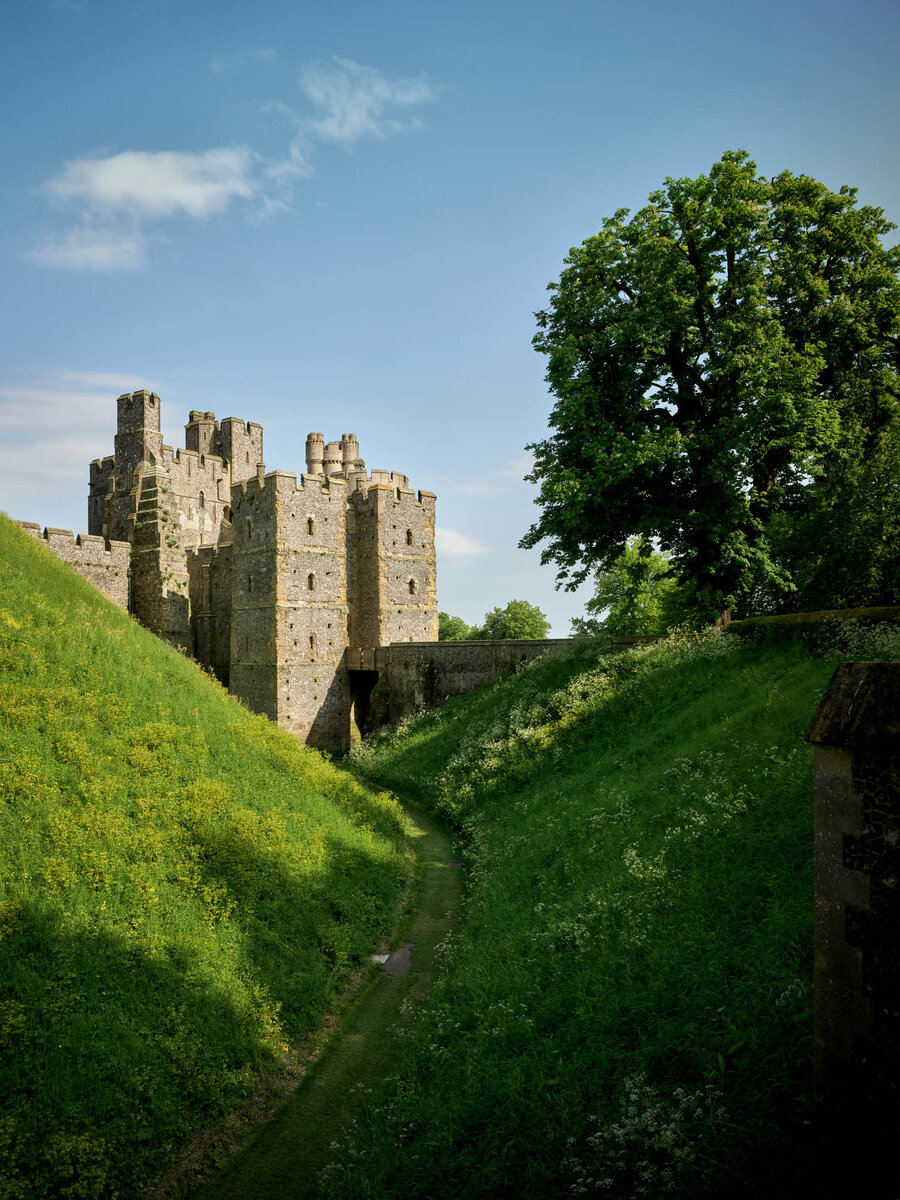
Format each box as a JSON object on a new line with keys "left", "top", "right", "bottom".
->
{"left": 521, "top": 151, "right": 900, "bottom": 622}
{"left": 473, "top": 599, "right": 551, "bottom": 640}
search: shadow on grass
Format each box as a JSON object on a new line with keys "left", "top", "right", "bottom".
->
{"left": 190, "top": 824, "right": 404, "bottom": 1035}
{"left": 0, "top": 903, "right": 265, "bottom": 1200}
{"left": 1, "top": 819, "right": 405, "bottom": 1199}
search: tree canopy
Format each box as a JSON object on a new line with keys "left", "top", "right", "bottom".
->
{"left": 438, "top": 611, "right": 472, "bottom": 641}
{"left": 521, "top": 151, "right": 900, "bottom": 622}
{"left": 473, "top": 600, "right": 551, "bottom": 640}
{"left": 571, "top": 537, "right": 693, "bottom": 637}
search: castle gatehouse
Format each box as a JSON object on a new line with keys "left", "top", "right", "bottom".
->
{"left": 86, "top": 391, "right": 438, "bottom": 750}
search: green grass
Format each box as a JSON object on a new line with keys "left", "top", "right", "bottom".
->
{"left": 330, "top": 620, "right": 900, "bottom": 1198}
{"left": 0, "top": 515, "right": 411, "bottom": 1199}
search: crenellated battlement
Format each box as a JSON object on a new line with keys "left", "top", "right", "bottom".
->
{"left": 355, "top": 480, "right": 436, "bottom": 507}
{"left": 116, "top": 389, "right": 161, "bottom": 434}
{"left": 233, "top": 468, "right": 350, "bottom": 504}
{"left": 90, "top": 456, "right": 116, "bottom": 478}
{"left": 17, "top": 522, "right": 130, "bottom": 610}
{"left": 180, "top": 410, "right": 264, "bottom": 483}
{"left": 166, "top": 447, "right": 228, "bottom": 503}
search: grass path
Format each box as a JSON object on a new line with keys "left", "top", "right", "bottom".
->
{"left": 190, "top": 795, "right": 461, "bottom": 1200}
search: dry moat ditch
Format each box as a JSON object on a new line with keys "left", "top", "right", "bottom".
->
{"left": 179, "top": 792, "right": 462, "bottom": 1200}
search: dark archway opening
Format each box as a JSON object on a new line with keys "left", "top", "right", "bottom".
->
{"left": 348, "top": 669, "right": 381, "bottom": 740}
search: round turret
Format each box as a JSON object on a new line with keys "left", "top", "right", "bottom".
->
{"left": 323, "top": 440, "right": 343, "bottom": 476}
{"left": 305, "top": 432, "right": 324, "bottom": 475}
{"left": 341, "top": 433, "right": 360, "bottom": 472}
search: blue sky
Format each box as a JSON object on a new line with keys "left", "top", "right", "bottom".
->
{"left": 1, "top": 0, "right": 898, "bottom": 633}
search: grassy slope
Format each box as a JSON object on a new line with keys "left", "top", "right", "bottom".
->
{"left": 331, "top": 622, "right": 900, "bottom": 1198}
{"left": 0, "top": 515, "right": 410, "bottom": 1200}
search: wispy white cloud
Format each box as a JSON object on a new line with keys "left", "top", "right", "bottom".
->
{"left": 48, "top": 369, "right": 155, "bottom": 391}
{"left": 436, "top": 527, "right": 490, "bottom": 559}
{"left": 0, "top": 372, "right": 157, "bottom": 436}
{"left": 46, "top": 147, "right": 260, "bottom": 219}
{"left": 30, "top": 147, "right": 261, "bottom": 272}
{"left": 28, "top": 57, "right": 434, "bottom": 271}
{"left": 26, "top": 225, "right": 147, "bottom": 273}
{"left": 209, "top": 47, "right": 278, "bottom": 74}
{"left": 299, "top": 57, "right": 433, "bottom": 144}
{"left": 265, "top": 138, "right": 314, "bottom": 185}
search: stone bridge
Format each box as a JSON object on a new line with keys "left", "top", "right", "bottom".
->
{"left": 344, "top": 637, "right": 658, "bottom": 738}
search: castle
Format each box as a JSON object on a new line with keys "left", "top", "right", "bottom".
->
{"left": 82, "top": 390, "right": 437, "bottom": 750}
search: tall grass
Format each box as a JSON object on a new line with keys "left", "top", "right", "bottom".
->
{"left": 0, "top": 515, "right": 411, "bottom": 1199}
{"left": 331, "top": 622, "right": 900, "bottom": 1197}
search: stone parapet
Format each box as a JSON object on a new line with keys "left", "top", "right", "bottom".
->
{"left": 17, "top": 522, "right": 130, "bottom": 610}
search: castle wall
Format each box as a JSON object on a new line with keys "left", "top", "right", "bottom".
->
{"left": 382, "top": 484, "right": 437, "bottom": 643}
{"left": 218, "top": 417, "right": 264, "bottom": 483}
{"left": 184, "top": 411, "right": 217, "bottom": 457}
{"left": 88, "top": 393, "right": 263, "bottom": 655}
{"left": 806, "top": 661, "right": 900, "bottom": 1188}
{"left": 368, "top": 639, "right": 571, "bottom": 720}
{"left": 228, "top": 471, "right": 278, "bottom": 720}
{"left": 346, "top": 486, "right": 383, "bottom": 649}
{"left": 113, "top": 390, "right": 163, "bottom": 479}
{"left": 17, "top": 523, "right": 130, "bottom": 610}
{"left": 189, "top": 546, "right": 216, "bottom": 669}
{"left": 88, "top": 457, "right": 115, "bottom": 537}
{"left": 89, "top": 392, "right": 162, "bottom": 547}
{"left": 188, "top": 541, "right": 233, "bottom": 682}
{"left": 208, "top": 542, "right": 233, "bottom": 681}
{"left": 159, "top": 446, "right": 230, "bottom": 551}
{"left": 128, "top": 465, "right": 192, "bottom": 652}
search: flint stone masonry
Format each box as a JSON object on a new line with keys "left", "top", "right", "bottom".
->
{"left": 806, "top": 661, "right": 900, "bottom": 1180}
{"left": 81, "top": 391, "right": 439, "bottom": 751}
{"left": 16, "top": 522, "right": 130, "bottom": 610}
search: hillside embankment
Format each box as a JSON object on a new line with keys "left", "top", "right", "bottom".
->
{"left": 0, "top": 514, "right": 412, "bottom": 1199}
{"left": 331, "top": 619, "right": 900, "bottom": 1198}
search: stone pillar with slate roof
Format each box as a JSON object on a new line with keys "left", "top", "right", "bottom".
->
{"left": 806, "top": 660, "right": 900, "bottom": 1186}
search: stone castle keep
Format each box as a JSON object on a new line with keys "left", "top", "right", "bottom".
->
{"left": 19, "top": 388, "right": 562, "bottom": 751}
{"left": 81, "top": 390, "right": 437, "bottom": 749}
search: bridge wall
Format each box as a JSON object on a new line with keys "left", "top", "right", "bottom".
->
{"left": 359, "top": 639, "right": 572, "bottom": 724}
